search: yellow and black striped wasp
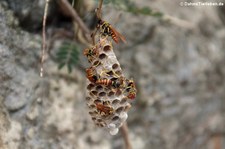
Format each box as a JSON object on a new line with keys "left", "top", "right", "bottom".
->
{"left": 97, "top": 19, "right": 126, "bottom": 44}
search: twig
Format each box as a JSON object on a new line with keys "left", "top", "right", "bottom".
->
{"left": 92, "top": 0, "right": 104, "bottom": 45}
{"left": 121, "top": 122, "right": 132, "bottom": 149}
{"left": 91, "top": 29, "right": 97, "bottom": 45}
{"left": 58, "top": 0, "right": 91, "bottom": 34}
{"left": 71, "top": 0, "right": 75, "bottom": 7}
{"left": 40, "top": 0, "right": 50, "bottom": 77}
{"left": 96, "top": 0, "right": 103, "bottom": 19}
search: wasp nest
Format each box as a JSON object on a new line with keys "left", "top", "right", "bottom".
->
{"left": 84, "top": 37, "right": 136, "bottom": 135}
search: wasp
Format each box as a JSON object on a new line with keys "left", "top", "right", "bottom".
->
{"left": 95, "top": 101, "right": 114, "bottom": 116}
{"left": 125, "top": 79, "right": 137, "bottom": 100}
{"left": 83, "top": 46, "right": 99, "bottom": 63}
{"left": 96, "top": 79, "right": 112, "bottom": 86}
{"left": 86, "top": 66, "right": 98, "bottom": 83}
{"left": 96, "top": 77, "right": 125, "bottom": 88}
{"left": 97, "top": 19, "right": 126, "bottom": 44}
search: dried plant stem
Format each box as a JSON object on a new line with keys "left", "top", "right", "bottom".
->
{"left": 58, "top": 0, "right": 90, "bottom": 34}
{"left": 121, "top": 122, "right": 132, "bottom": 149}
{"left": 92, "top": 0, "right": 104, "bottom": 45}
{"left": 91, "top": 29, "right": 97, "bottom": 45}
{"left": 97, "top": 0, "right": 103, "bottom": 19}
{"left": 40, "top": 0, "right": 50, "bottom": 77}
{"left": 71, "top": 0, "right": 75, "bottom": 7}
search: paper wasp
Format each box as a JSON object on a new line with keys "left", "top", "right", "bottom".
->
{"left": 95, "top": 101, "right": 114, "bottom": 116}
{"left": 83, "top": 46, "right": 99, "bottom": 63}
{"left": 86, "top": 66, "right": 98, "bottom": 83}
{"left": 96, "top": 77, "right": 125, "bottom": 88}
{"left": 125, "top": 79, "right": 137, "bottom": 100}
{"left": 97, "top": 19, "right": 126, "bottom": 44}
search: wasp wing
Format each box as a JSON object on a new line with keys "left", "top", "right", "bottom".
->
{"left": 110, "top": 26, "right": 127, "bottom": 44}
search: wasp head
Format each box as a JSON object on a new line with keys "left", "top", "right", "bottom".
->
{"left": 127, "top": 92, "right": 136, "bottom": 99}
{"left": 97, "top": 19, "right": 104, "bottom": 28}
{"left": 83, "top": 48, "right": 89, "bottom": 56}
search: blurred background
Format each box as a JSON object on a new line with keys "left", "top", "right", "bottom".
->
{"left": 0, "top": 0, "right": 225, "bottom": 149}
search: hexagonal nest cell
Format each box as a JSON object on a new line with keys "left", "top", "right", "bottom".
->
{"left": 84, "top": 37, "right": 136, "bottom": 135}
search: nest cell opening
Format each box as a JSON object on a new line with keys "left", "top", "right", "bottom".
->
{"left": 89, "top": 104, "right": 96, "bottom": 109}
{"left": 99, "top": 123, "right": 105, "bottom": 127}
{"left": 91, "top": 90, "right": 98, "bottom": 96}
{"left": 112, "top": 116, "right": 120, "bottom": 121}
{"left": 89, "top": 111, "right": 95, "bottom": 116}
{"left": 94, "top": 99, "right": 101, "bottom": 104}
{"left": 99, "top": 53, "right": 107, "bottom": 59}
{"left": 112, "top": 99, "right": 120, "bottom": 105}
{"left": 124, "top": 104, "right": 132, "bottom": 112}
{"left": 86, "top": 97, "right": 91, "bottom": 101}
{"left": 99, "top": 91, "right": 106, "bottom": 97}
{"left": 116, "top": 106, "right": 124, "bottom": 114}
{"left": 103, "top": 45, "right": 112, "bottom": 52}
{"left": 120, "top": 97, "right": 128, "bottom": 104}
{"left": 115, "top": 70, "right": 122, "bottom": 76}
{"left": 106, "top": 70, "right": 114, "bottom": 76}
{"left": 108, "top": 91, "right": 115, "bottom": 97}
{"left": 112, "top": 63, "right": 119, "bottom": 70}
{"left": 97, "top": 119, "right": 103, "bottom": 122}
{"left": 95, "top": 85, "right": 103, "bottom": 91}
{"left": 87, "top": 83, "right": 95, "bottom": 90}
{"left": 93, "top": 60, "right": 101, "bottom": 67}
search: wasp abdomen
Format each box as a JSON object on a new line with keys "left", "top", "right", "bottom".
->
{"left": 96, "top": 79, "right": 112, "bottom": 86}
{"left": 86, "top": 67, "right": 98, "bottom": 83}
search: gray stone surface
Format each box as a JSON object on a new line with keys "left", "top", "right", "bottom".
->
{"left": 1, "top": 0, "right": 225, "bottom": 149}
{"left": 4, "top": 0, "right": 47, "bottom": 31}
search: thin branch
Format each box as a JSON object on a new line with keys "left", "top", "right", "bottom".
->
{"left": 92, "top": 0, "right": 104, "bottom": 45}
{"left": 96, "top": 0, "right": 103, "bottom": 19}
{"left": 71, "top": 0, "right": 75, "bottom": 7}
{"left": 91, "top": 29, "right": 97, "bottom": 45}
{"left": 121, "top": 122, "right": 132, "bottom": 149}
{"left": 58, "top": 0, "right": 91, "bottom": 34}
{"left": 40, "top": 0, "right": 50, "bottom": 77}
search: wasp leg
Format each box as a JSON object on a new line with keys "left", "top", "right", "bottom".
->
{"left": 99, "top": 34, "right": 108, "bottom": 45}
{"left": 92, "top": 61, "right": 101, "bottom": 68}
{"left": 99, "top": 69, "right": 120, "bottom": 78}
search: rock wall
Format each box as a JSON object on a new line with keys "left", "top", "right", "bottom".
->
{"left": 1, "top": 0, "right": 225, "bottom": 149}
